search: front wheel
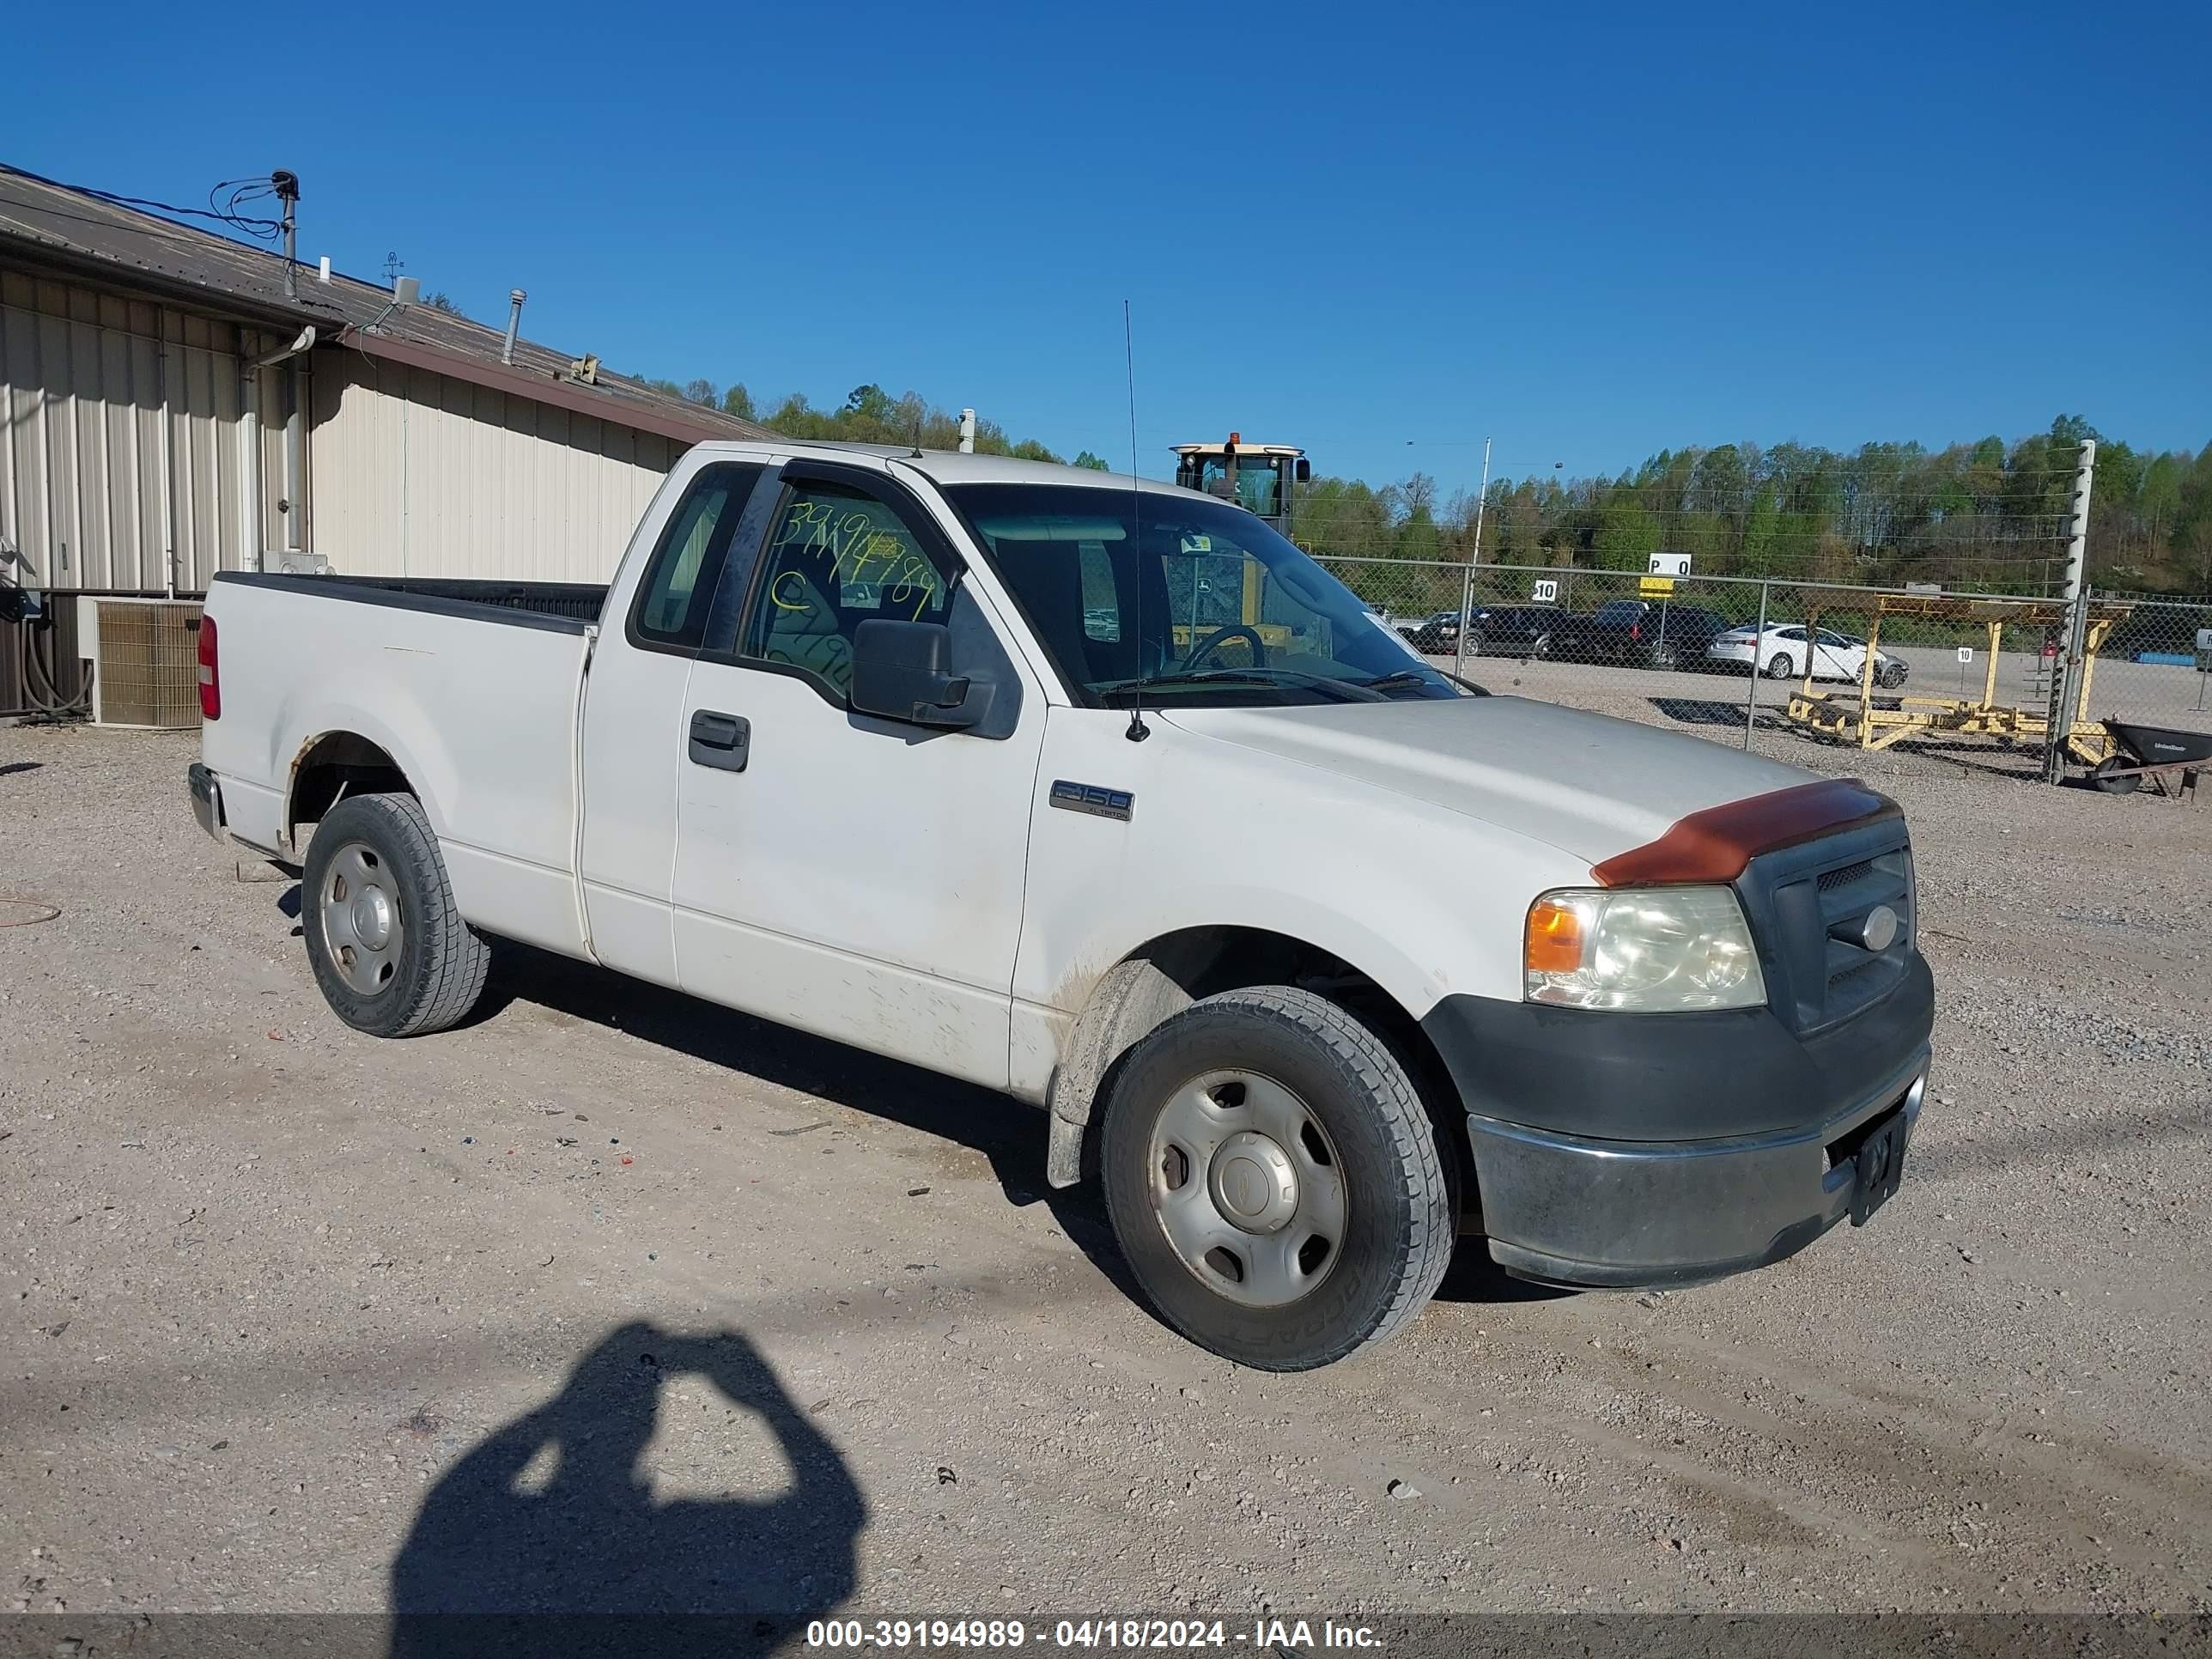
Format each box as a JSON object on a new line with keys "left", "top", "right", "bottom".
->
{"left": 302, "top": 793, "right": 491, "bottom": 1037}
{"left": 1764, "top": 651, "right": 1796, "bottom": 679}
{"left": 1100, "top": 987, "right": 1455, "bottom": 1371}
{"left": 1876, "top": 662, "right": 1907, "bottom": 690}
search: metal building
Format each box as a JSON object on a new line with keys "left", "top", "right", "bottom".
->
{"left": 1, "top": 161, "right": 769, "bottom": 716}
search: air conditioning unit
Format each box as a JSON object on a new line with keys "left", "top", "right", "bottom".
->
{"left": 76, "top": 597, "right": 205, "bottom": 728}
{"left": 275, "top": 550, "right": 330, "bottom": 575}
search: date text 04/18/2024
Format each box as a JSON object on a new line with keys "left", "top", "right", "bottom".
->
{"left": 804, "top": 1619, "right": 1383, "bottom": 1649}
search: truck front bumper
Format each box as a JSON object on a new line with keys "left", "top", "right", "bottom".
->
{"left": 1424, "top": 953, "right": 1935, "bottom": 1289}
{"left": 1466, "top": 1058, "right": 1925, "bottom": 1287}
{"left": 187, "top": 762, "right": 223, "bottom": 841}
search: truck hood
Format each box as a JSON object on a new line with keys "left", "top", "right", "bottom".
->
{"left": 1164, "top": 696, "right": 1815, "bottom": 869}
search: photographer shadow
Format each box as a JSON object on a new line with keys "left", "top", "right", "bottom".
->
{"left": 390, "top": 1322, "right": 865, "bottom": 1657}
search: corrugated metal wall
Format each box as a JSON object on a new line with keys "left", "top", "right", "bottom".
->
{"left": 310, "top": 353, "right": 681, "bottom": 582}
{"left": 0, "top": 270, "right": 279, "bottom": 592}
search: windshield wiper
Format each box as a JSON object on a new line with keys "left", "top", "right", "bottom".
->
{"left": 1354, "top": 668, "right": 1491, "bottom": 698}
{"left": 1097, "top": 667, "right": 1389, "bottom": 703}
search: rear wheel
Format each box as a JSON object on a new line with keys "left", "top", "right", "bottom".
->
{"left": 1876, "top": 662, "right": 1907, "bottom": 690}
{"left": 2089, "top": 757, "right": 2142, "bottom": 795}
{"left": 302, "top": 793, "right": 490, "bottom": 1037}
{"left": 1100, "top": 987, "right": 1454, "bottom": 1371}
{"left": 1764, "top": 651, "right": 1795, "bottom": 679}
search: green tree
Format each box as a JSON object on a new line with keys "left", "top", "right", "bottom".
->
{"left": 1592, "top": 501, "right": 1661, "bottom": 569}
{"left": 1072, "top": 451, "right": 1110, "bottom": 471}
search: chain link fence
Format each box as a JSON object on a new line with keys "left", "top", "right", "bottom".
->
{"left": 2087, "top": 592, "right": 2212, "bottom": 721}
{"left": 1319, "top": 556, "right": 2212, "bottom": 787}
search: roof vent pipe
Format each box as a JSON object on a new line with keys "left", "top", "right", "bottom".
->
{"left": 957, "top": 408, "right": 975, "bottom": 454}
{"left": 501, "top": 289, "right": 526, "bottom": 365}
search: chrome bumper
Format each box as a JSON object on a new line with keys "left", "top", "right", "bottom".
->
{"left": 187, "top": 762, "right": 223, "bottom": 841}
{"left": 1468, "top": 1054, "right": 1928, "bottom": 1289}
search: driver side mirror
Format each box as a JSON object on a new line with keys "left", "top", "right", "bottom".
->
{"left": 1294, "top": 458, "right": 1312, "bottom": 483}
{"left": 851, "top": 618, "right": 994, "bottom": 729}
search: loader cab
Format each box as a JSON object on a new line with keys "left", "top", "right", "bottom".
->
{"left": 1171, "top": 434, "right": 1310, "bottom": 537}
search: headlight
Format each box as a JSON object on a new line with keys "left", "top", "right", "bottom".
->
{"left": 1524, "top": 885, "right": 1766, "bottom": 1012}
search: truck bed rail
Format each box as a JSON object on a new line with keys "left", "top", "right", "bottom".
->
{"left": 210, "top": 572, "right": 605, "bottom": 633}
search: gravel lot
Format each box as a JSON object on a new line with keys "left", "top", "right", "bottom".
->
{"left": 2, "top": 720, "right": 2207, "bottom": 1630}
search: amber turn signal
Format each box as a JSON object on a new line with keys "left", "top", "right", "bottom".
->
{"left": 1525, "top": 895, "right": 1588, "bottom": 975}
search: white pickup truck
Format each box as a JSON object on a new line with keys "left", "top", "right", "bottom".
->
{"left": 190, "top": 443, "right": 1932, "bottom": 1370}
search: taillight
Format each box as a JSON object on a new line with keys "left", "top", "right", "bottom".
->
{"left": 1631, "top": 622, "right": 1642, "bottom": 640}
{"left": 196, "top": 614, "right": 220, "bottom": 720}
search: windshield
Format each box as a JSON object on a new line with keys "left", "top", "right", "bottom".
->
{"left": 943, "top": 483, "right": 1465, "bottom": 707}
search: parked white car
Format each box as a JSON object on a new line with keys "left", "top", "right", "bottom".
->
{"left": 188, "top": 443, "right": 1932, "bottom": 1371}
{"left": 1708, "top": 623, "right": 1908, "bottom": 688}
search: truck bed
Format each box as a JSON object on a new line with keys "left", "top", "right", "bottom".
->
{"left": 200, "top": 570, "right": 599, "bottom": 957}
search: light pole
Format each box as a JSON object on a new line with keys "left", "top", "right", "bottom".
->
{"left": 1453, "top": 438, "right": 1492, "bottom": 682}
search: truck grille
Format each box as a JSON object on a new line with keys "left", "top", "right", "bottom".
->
{"left": 1816, "top": 859, "right": 1875, "bottom": 893}
{"left": 1734, "top": 823, "right": 1915, "bottom": 1035}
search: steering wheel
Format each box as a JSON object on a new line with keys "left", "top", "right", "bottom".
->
{"left": 1179, "top": 624, "right": 1268, "bottom": 672}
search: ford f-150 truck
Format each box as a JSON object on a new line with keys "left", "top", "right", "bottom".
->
{"left": 189, "top": 442, "right": 1932, "bottom": 1370}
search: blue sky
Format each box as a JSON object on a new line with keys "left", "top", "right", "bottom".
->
{"left": 15, "top": 1, "right": 2206, "bottom": 497}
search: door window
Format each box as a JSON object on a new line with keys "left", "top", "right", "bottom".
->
{"left": 738, "top": 477, "right": 955, "bottom": 702}
{"left": 629, "top": 463, "right": 766, "bottom": 654}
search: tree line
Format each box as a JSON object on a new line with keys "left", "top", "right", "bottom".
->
{"left": 1291, "top": 416, "right": 2212, "bottom": 596}
{"left": 635, "top": 375, "right": 2209, "bottom": 595}
{"left": 641, "top": 377, "right": 1111, "bottom": 471}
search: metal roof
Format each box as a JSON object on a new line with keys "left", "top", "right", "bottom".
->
{"left": 0, "top": 163, "right": 774, "bottom": 446}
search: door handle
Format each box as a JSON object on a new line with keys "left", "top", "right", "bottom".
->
{"left": 688, "top": 709, "right": 750, "bottom": 772}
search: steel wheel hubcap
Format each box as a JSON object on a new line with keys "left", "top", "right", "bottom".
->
{"left": 1148, "top": 1070, "right": 1346, "bottom": 1308}
{"left": 320, "top": 841, "right": 405, "bottom": 997}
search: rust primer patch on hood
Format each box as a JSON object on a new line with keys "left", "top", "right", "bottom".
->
{"left": 1589, "top": 777, "right": 1899, "bottom": 887}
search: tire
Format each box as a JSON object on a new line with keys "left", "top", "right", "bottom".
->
{"left": 1877, "top": 663, "right": 1907, "bottom": 690}
{"left": 301, "top": 792, "right": 491, "bottom": 1037}
{"left": 1099, "top": 987, "right": 1455, "bottom": 1371}
{"left": 2089, "top": 757, "right": 2142, "bottom": 795}
{"left": 1531, "top": 633, "right": 1553, "bottom": 660}
{"left": 1764, "top": 651, "right": 1795, "bottom": 679}
{"left": 1650, "top": 642, "right": 1679, "bottom": 672}
{"left": 1463, "top": 631, "right": 1486, "bottom": 658}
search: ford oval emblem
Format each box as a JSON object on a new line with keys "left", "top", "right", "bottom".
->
{"left": 1861, "top": 904, "right": 1899, "bottom": 952}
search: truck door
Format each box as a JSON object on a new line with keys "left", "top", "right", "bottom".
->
{"left": 577, "top": 457, "right": 774, "bottom": 988}
{"left": 669, "top": 459, "right": 1045, "bottom": 1089}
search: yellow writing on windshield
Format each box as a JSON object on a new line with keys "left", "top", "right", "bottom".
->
{"left": 774, "top": 498, "right": 942, "bottom": 620}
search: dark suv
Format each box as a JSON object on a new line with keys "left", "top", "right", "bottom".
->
{"left": 1582, "top": 599, "right": 1732, "bottom": 670}
{"left": 1462, "top": 604, "right": 1565, "bottom": 658}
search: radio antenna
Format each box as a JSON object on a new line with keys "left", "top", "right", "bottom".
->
{"left": 1123, "top": 299, "right": 1150, "bottom": 743}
